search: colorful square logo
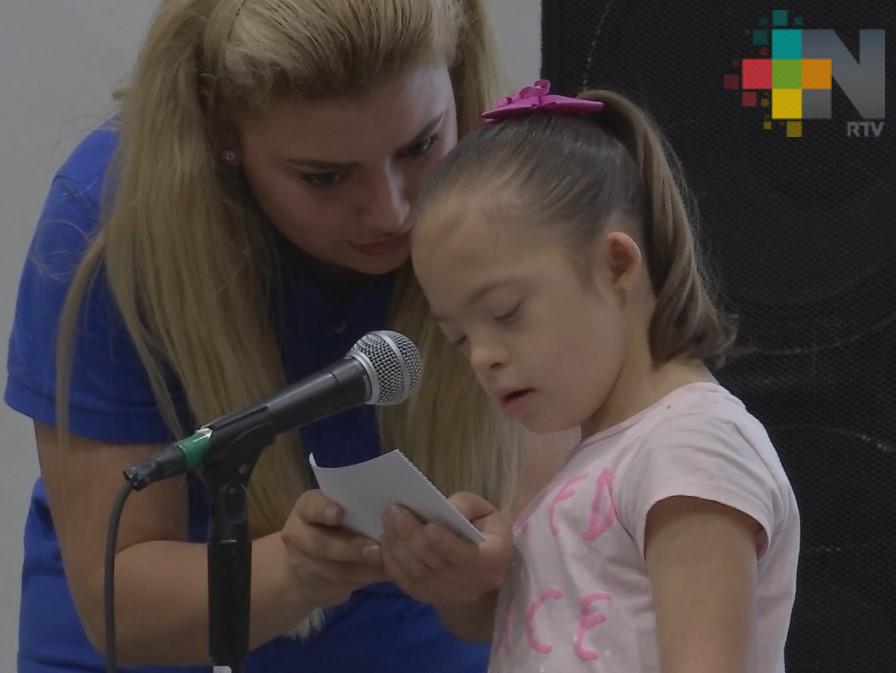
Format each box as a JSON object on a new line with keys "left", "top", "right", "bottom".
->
{"left": 723, "top": 10, "right": 885, "bottom": 137}
{"left": 728, "top": 12, "right": 831, "bottom": 135}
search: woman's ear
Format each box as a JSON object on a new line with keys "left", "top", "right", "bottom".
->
{"left": 214, "top": 123, "right": 242, "bottom": 167}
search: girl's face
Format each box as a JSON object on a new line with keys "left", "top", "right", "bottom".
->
{"left": 238, "top": 64, "right": 457, "bottom": 280}
{"left": 412, "top": 195, "right": 645, "bottom": 436}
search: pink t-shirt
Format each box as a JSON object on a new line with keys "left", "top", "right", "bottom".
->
{"left": 489, "top": 382, "right": 799, "bottom": 673}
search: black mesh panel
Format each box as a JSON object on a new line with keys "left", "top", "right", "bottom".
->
{"left": 541, "top": 3, "right": 895, "bottom": 670}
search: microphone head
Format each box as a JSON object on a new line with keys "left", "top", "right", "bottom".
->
{"left": 348, "top": 330, "right": 422, "bottom": 405}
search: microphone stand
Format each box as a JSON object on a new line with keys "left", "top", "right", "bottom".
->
{"left": 199, "top": 408, "right": 276, "bottom": 673}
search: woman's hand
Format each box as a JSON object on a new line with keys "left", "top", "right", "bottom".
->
{"left": 281, "top": 489, "right": 388, "bottom": 608}
{"left": 379, "top": 492, "right": 514, "bottom": 609}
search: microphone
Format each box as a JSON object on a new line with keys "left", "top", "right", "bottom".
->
{"left": 124, "top": 330, "right": 422, "bottom": 490}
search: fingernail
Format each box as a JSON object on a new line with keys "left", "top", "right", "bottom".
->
{"left": 324, "top": 505, "right": 341, "bottom": 523}
{"left": 362, "top": 545, "right": 381, "bottom": 563}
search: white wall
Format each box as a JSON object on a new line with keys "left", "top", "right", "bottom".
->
{"left": 488, "top": 0, "right": 544, "bottom": 91}
{"left": 0, "top": 0, "right": 541, "bottom": 669}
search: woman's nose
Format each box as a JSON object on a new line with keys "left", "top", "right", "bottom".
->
{"left": 363, "top": 169, "right": 409, "bottom": 235}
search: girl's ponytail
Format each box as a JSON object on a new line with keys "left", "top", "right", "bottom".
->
{"left": 582, "top": 89, "right": 737, "bottom": 365}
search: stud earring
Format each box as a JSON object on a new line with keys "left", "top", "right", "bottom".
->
{"left": 615, "top": 285, "right": 628, "bottom": 303}
{"left": 221, "top": 148, "right": 239, "bottom": 165}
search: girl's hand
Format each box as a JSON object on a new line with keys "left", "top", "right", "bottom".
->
{"left": 281, "top": 489, "right": 388, "bottom": 608}
{"left": 380, "top": 492, "right": 514, "bottom": 608}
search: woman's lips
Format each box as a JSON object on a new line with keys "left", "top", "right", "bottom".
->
{"left": 351, "top": 234, "right": 409, "bottom": 255}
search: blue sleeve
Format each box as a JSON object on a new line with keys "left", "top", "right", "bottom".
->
{"left": 5, "top": 169, "right": 180, "bottom": 444}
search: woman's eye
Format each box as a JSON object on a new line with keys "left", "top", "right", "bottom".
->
{"left": 301, "top": 171, "right": 348, "bottom": 188}
{"left": 399, "top": 134, "right": 440, "bottom": 159}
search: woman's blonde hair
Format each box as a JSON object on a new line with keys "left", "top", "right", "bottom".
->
{"left": 57, "top": 0, "right": 520, "bottom": 536}
{"left": 412, "top": 88, "right": 737, "bottom": 367}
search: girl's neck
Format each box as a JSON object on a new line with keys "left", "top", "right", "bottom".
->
{"left": 580, "top": 355, "right": 716, "bottom": 439}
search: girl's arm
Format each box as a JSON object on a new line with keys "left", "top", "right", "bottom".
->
{"left": 645, "top": 496, "right": 761, "bottom": 673}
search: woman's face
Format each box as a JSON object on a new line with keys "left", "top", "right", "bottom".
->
{"left": 238, "top": 64, "right": 458, "bottom": 280}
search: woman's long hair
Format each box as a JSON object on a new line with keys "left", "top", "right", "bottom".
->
{"left": 56, "top": 0, "right": 520, "bottom": 537}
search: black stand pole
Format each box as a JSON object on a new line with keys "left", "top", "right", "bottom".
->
{"left": 199, "top": 409, "right": 276, "bottom": 672}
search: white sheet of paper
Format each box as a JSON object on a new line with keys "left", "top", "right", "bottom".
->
{"left": 309, "top": 449, "right": 485, "bottom": 544}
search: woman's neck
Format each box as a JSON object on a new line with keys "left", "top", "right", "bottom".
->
{"left": 302, "top": 254, "right": 371, "bottom": 292}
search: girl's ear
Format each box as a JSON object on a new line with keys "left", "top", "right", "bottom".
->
{"left": 592, "top": 230, "right": 642, "bottom": 299}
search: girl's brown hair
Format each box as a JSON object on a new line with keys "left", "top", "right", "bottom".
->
{"left": 413, "top": 88, "right": 736, "bottom": 367}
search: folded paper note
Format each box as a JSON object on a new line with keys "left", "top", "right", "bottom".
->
{"left": 309, "top": 449, "right": 485, "bottom": 544}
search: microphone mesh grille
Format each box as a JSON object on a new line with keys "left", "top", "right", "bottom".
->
{"left": 349, "top": 330, "right": 422, "bottom": 405}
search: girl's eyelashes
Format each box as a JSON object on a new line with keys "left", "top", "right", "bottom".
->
{"left": 439, "top": 326, "right": 467, "bottom": 348}
{"left": 494, "top": 302, "right": 521, "bottom": 324}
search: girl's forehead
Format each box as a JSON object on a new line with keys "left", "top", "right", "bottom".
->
{"left": 413, "top": 195, "right": 552, "bottom": 271}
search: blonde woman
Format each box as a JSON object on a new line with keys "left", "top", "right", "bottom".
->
{"left": 5, "top": 2, "right": 569, "bottom": 671}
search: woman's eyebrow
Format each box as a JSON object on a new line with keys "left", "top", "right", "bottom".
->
{"left": 285, "top": 110, "right": 448, "bottom": 170}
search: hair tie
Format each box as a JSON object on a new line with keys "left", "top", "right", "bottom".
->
{"left": 482, "top": 79, "right": 603, "bottom": 120}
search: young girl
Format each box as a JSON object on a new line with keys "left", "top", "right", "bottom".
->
{"left": 380, "top": 80, "right": 800, "bottom": 672}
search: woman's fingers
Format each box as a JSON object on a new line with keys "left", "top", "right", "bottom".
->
{"left": 283, "top": 490, "right": 380, "bottom": 564}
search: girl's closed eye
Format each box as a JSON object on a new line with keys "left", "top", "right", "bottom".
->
{"left": 438, "top": 324, "right": 468, "bottom": 347}
{"left": 494, "top": 302, "right": 522, "bottom": 325}
{"left": 445, "top": 330, "right": 468, "bottom": 347}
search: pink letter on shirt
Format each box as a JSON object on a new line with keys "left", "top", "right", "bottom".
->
{"left": 513, "top": 474, "right": 564, "bottom": 534}
{"left": 583, "top": 468, "right": 616, "bottom": 541}
{"left": 550, "top": 473, "right": 589, "bottom": 534}
{"left": 525, "top": 589, "right": 562, "bottom": 654}
{"left": 575, "top": 593, "right": 611, "bottom": 660}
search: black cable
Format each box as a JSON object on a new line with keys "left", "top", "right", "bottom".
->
{"left": 105, "top": 480, "right": 135, "bottom": 673}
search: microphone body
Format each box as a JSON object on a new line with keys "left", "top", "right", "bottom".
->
{"left": 207, "top": 356, "right": 370, "bottom": 439}
{"left": 124, "top": 330, "right": 421, "bottom": 489}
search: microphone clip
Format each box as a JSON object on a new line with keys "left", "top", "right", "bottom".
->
{"left": 200, "top": 408, "right": 277, "bottom": 670}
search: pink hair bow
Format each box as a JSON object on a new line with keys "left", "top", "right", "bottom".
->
{"left": 482, "top": 79, "right": 603, "bottom": 120}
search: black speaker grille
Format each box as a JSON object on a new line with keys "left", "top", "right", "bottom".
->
{"left": 542, "top": 2, "right": 896, "bottom": 670}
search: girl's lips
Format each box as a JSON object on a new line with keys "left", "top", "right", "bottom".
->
{"left": 500, "top": 389, "right": 535, "bottom": 416}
